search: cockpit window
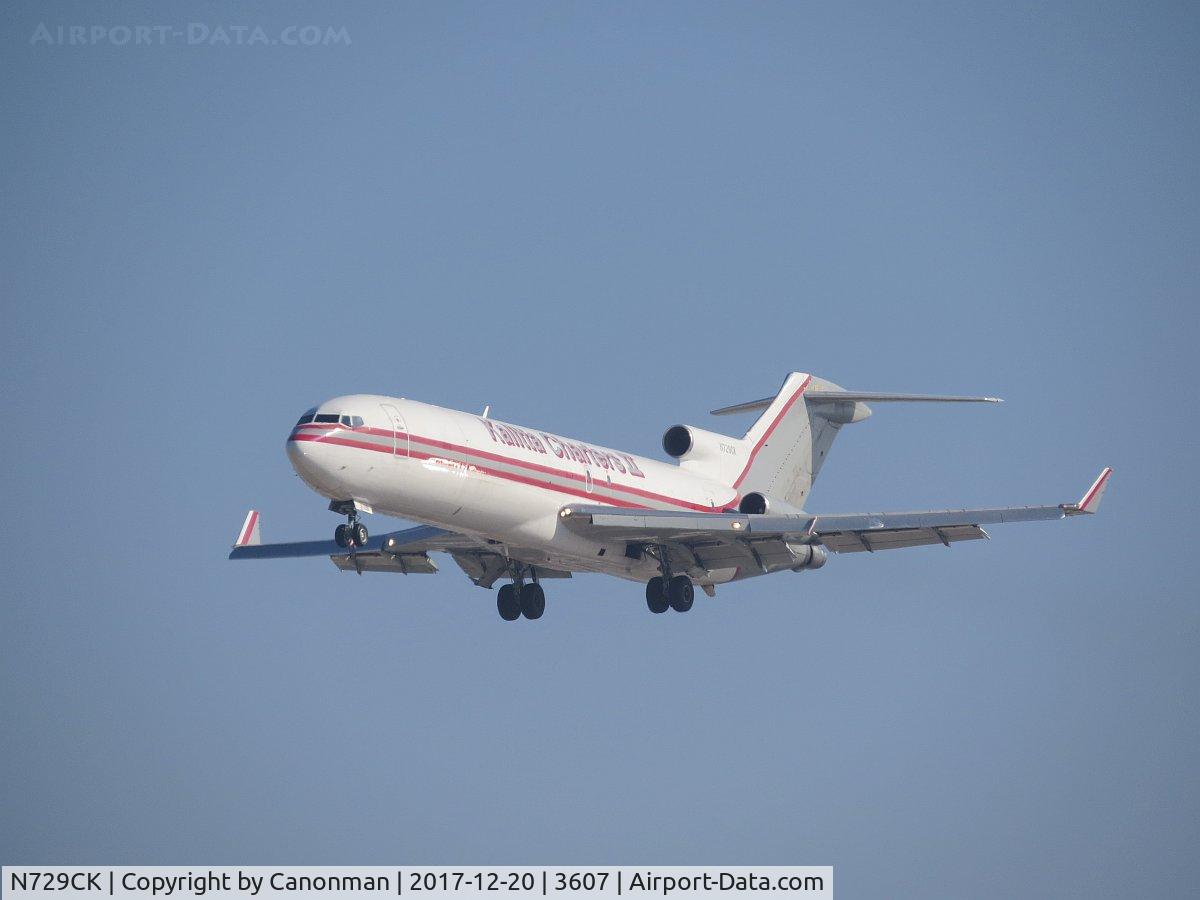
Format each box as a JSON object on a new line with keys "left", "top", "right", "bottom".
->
{"left": 339, "top": 414, "right": 352, "bottom": 427}
{"left": 295, "top": 409, "right": 316, "bottom": 426}
{"left": 351, "top": 415, "right": 364, "bottom": 428}
{"left": 314, "top": 413, "right": 340, "bottom": 424}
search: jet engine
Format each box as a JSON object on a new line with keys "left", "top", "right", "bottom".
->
{"left": 661, "top": 424, "right": 742, "bottom": 474}
{"left": 738, "top": 491, "right": 805, "bottom": 516}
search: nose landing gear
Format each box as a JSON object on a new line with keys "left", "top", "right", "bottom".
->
{"left": 334, "top": 521, "right": 369, "bottom": 548}
{"left": 332, "top": 502, "right": 369, "bottom": 549}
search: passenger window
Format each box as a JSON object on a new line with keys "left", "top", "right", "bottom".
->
{"left": 314, "top": 414, "right": 339, "bottom": 424}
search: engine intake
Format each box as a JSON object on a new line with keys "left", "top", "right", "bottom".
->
{"left": 737, "top": 492, "right": 806, "bottom": 516}
{"left": 662, "top": 425, "right": 693, "bottom": 458}
{"left": 661, "top": 424, "right": 743, "bottom": 481}
{"left": 739, "top": 492, "right": 768, "bottom": 515}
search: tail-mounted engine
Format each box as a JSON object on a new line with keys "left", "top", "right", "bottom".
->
{"left": 739, "top": 492, "right": 768, "bottom": 515}
{"left": 661, "top": 424, "right": 744, "bottom": 483}
{"left": 737, "top": 491, "right": 805, "bottom": 516}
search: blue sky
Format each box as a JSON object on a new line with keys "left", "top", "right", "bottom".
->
{"left": 2, "top": 2, "right": 1197, "bottom": 896}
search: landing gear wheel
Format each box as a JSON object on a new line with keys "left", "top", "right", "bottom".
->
{"left": 520, "top": 583, "right": 546, "bottom": 620}
{"left": 645, "top": 576, "right": 669, "bottom": 614}
{"left": 351, "top": 522, "right": 369, "bottom": 547}
{"left": 667, "top": 575, "right": 694, "bottom": 612}
{"left": 334, "top": 523, "right": 349, "bottom": 548}
{"left": 497, "top": 584, "right": 521, "bottom": 621}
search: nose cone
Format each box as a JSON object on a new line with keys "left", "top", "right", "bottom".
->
{"left": 287, "top": 429, "right": 334, "bottom": 494}
{"left": 286, "top": 434, "right": 310, "bottom": 472}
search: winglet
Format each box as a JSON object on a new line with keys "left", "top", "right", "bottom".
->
{"left": 235, "top": 510, "right": 262, "bottom": 546}
{"left": 1064, "top": 468, "right": 1113, "bottom": 516}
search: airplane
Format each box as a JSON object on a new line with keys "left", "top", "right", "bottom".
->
{"left": 230, "top": 372, "right": 1111, "bottom": 620}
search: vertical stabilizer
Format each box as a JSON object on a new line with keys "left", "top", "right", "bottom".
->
{"left": 722, "top": 373, "right": 853, "bottom": 507}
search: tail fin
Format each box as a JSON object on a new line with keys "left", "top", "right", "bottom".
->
{"left": 712, "top": 373, "right": 1001, "bottom": 507}
{"left": 717, "top": 373, "right": 842, "bottom": 506}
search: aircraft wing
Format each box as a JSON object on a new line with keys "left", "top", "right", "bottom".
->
{"left": 228, "top": 515, "right": 481, "bottom": 574}
{"left": 558, "top": 468, "right": 1111, "bottom": 572}
{"left": 228, "top": 512, "right": 573, "bottom": 583}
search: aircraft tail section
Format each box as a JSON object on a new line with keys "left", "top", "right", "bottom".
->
{"left": 716, "top": 373, "right": 847, "bottom": 507}
{"left": 709, "top": 373, "right": 1001, "bottom": 508}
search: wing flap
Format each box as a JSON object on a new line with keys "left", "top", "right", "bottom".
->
{"left": 332, "top": 552, "right": 439, "bottom": 574}
{"left": 449, "top": 551, "right": 573, "bottom": 588}
{"left": 820, "top": 524, "right": 987, "bottom": 553}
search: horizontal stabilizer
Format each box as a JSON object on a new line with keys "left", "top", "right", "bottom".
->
{"left": 711, "top": 390, "right": 1001, "bottom": 415}
{"left": 805, "top": 391, "right": 1003, "bottom": 404}
{"left": 709, "top": 396, "right": 777, "bottom": 416}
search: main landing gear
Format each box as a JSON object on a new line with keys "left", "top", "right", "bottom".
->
{"left": 496, "top": 582, "right": 545, "bottom": 621}
{"left": 496, "top": 565, "right": 546, "bottom": 621}
{"left": 645, "top": 546, "right": 695, "bottom": 614}
{"left": 646, "top": 575, "right": 694, "bottom": 613}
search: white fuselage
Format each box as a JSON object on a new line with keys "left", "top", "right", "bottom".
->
{"left": 287, "top": 395, "right": 740, "bottom": 583}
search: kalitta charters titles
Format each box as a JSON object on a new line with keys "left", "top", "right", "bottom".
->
{"left": 477, "top": 418, "right": 647, "bottom": 477}
{"left": 109, "top": 871, "right": 391, "bottom": 896}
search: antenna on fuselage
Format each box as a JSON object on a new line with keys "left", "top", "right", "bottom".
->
{"left": 482, "top": 404, "right": 490, "bottom": 418}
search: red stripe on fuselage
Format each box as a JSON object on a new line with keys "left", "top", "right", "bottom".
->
{"left": 288, "top": 430, "right": 733, "bottom": 512}
{"left": 289, "top": 424, "right": 735, "bottom": 512}
{"left": 289, "top": 432, "right": 652, "bottom": 509}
